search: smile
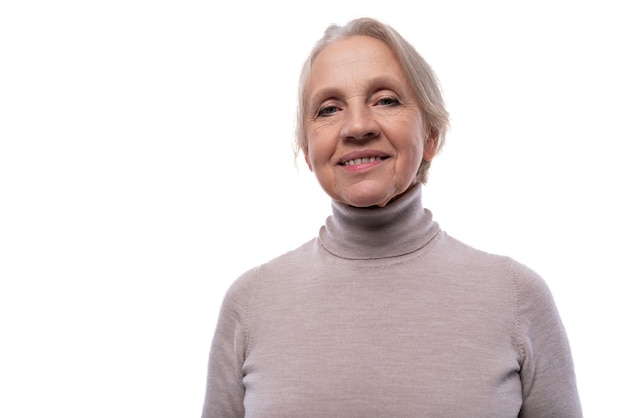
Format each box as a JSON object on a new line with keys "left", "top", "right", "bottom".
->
{"left": 339, "top": 156, "right": 388, "bottom": 166}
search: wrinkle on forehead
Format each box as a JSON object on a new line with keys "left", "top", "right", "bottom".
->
{"left": 305, "top": 36, "right": 412, "bottom": 113}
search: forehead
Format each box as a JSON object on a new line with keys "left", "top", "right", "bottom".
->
{"left": 304, "top": 36, "right": 411, "bottom": 109}
{"left": 309, "top": 36, "right": 404, "bottom": 85}
{"left": 315, "top": 35, "right": 396, "bottom": 65}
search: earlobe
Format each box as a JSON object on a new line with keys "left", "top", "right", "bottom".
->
{"left": 423, "top": 133, "right": 438, "bottom": 161}
{"left": 304, "top": 151, "right": 313, "bottom": 171}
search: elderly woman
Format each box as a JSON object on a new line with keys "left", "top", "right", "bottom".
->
{"left": 202, "top": 17, "right": 582, "bottom": 417}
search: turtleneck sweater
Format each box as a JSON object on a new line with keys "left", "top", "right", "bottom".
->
{"left": 202, "top": 185, "right": 582, "bottom": 418}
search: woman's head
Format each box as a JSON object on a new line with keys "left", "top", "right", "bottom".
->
{"left": 295, "top": 18, "right": 449, "bottom": 189}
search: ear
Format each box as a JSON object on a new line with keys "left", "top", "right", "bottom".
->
{"left": 303, "top": 147, "right": 313, "bottom": 171}
{"left": 423, "top": 130, "right": 439, "bottom": 161}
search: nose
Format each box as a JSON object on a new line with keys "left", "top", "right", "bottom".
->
{"left": 340, "top": 105, "right": 380, "bottom": 141}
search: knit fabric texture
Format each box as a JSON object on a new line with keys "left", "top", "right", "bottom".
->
{"left": 202, "top": 185, "right": 582, "bottom": 417}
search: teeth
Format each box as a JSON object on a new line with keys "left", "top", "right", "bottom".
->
{"left": 343, "top": 156, "right": 380, "bottom": 166}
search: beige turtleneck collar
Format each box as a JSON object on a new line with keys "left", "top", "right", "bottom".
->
{"left": 318, "top": 184, "right": 440, "bottom": 260}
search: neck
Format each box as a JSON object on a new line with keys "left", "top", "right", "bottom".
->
{"left": 319, "top": 184, "right": 439, "bottom": 260}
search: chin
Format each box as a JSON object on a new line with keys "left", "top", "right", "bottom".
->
{"left": 340, "top": 192, "right": 395, "bottom": 208}
{"left": 341, "top": 182, "right": 417, "bottom": 208}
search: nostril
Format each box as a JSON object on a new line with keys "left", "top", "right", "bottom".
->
{"left": 349, "top": 131, "right": 377, "bottom": 141}
{"left": 341, "top": 112, "right": 381, "bottom": 141}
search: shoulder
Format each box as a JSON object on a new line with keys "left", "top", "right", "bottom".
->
{"left": 506, "top": 258, "right": 560, "bottom": 325}
{"left": 432, "top": 232, "right": 514, "bottom": 275}
{"left": 506, "top": 258, "right": 553, "bottom": 301}
{"left": 432, "top": 233, "right": 554, "bottom": 300}
{"left": 223, "top": 238, "right": 318, "bottom": 300}
{"left": 260, "top": 238, "right": 317, "bottom": 268}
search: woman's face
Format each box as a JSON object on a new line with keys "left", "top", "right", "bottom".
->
{"left": 304, "top": 36, "right": 436, "bottom": 208}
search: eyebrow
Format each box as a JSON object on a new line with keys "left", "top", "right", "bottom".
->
{"left": 306, "top": 87, "right": 342, "bottom": 111}
{"left": 307, "top": 75, "right": 408, "bottom": 110}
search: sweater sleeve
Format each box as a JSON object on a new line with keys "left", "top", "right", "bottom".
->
{"left": 511, "top": 260, "right": 583, "bottom": 418}
{"left": 201, "top": 270, "right": 253, "bottom": 418}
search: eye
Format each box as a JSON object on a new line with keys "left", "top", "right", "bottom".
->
{"left": 317, "top": 105, "right": 339, "bottom": 117}
{"left": 377, "top": 96, "right": 400, "bottom": 106}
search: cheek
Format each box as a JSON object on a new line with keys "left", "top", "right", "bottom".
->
{"left": 398, "top": 137, "right": 425, "bottom": 176}
{"left": 305, "top": 128, "right": 333, "bottom": 163}
{"left": 303, "top": 141, "right": 324, "bottom": 171}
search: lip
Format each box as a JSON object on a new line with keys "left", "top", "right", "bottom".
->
{"left": 337, "top": 149, "right": 390, "bottom": 166}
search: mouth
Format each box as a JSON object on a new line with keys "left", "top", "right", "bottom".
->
{"left": 339, "top": 156, "right": 389, "bottom": 166}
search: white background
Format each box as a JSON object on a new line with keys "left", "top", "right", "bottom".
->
{"left": 1, "top": 1, "right": 624, "bottom": 416}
